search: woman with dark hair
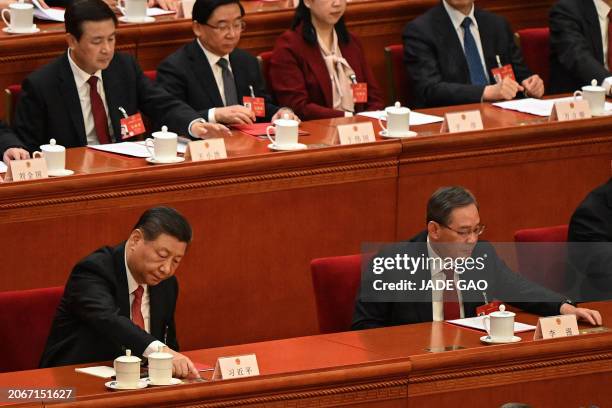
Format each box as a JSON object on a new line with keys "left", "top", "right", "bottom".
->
{"left": 269, "top": 0, "right": 384, "bottom": 120}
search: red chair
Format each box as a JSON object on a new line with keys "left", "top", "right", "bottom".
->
{"left": 4, "top": 84, "right": 22, "bottom": 126}
{"left": 0, "top": 286, "right": 63, "bottom": 372}
{"left": 256, "top": 51, "right": 273, "bottom": 95}
{"left": 311, "top": 254, "right": 362, "bottom": 333}
{"left": 514, "top": 225, "right": 568, "bottom": 293}
{"left": 143, "top": 70, "right": 157, "bottom": 82}
{"left": 515, "top": 28, "right": 550, "bottom": 88}
{"left": 384, "top": 44, "right": 410, "bottom": 106}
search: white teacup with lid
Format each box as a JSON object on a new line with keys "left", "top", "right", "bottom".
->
{"left": 378, "top": 101, "right": 416, "bottom": 137}
{"left": 114, "top": 349, "right": 142, "bottom": 389}
{"left": 266, "top": 116, "right": 300, "bottom": 147}
{"left": 145, "top": 125, "right": 179, "bottom": 163}
{"left": 147, "top": 345, "right": 174, "bottom": 385}
{"left": 574, "top": 79, "right": 606, "bottom": 116}
{"left": 33, "top": 139, "right": 74, "bottom": 176}
{"left": 1, "top": 0, "right": 35, "bottom": 34}
{"left": 482, "top": 304, "right": 516, "bottom": 343}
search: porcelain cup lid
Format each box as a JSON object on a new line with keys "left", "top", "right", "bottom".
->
{"left": 582, "top": 79, "right": 606, "bottom": 92}
{"left": 385, "top": 101, "right": 410, "bottom": 115}
{"left": 148, "top": 345, "right": 173, "bottom": 360}
{"left": 40, "top": 139, "right": 65, "bottom": 152}
{"left": 115, "top": 349, "right": 141, "bottom": 364}
{"left": 489, "top": 304, "right": 515, "bottom": 318}
{"left": 152, "top": 125, "right": 177, "bottom": 139}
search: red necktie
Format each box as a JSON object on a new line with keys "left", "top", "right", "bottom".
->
{"left": 131, "top": 285, "right": 145, "bottom": 330}
{"left": 608, "top": 11, "right": 612, "bottom": 72}
{"left": 443, "top": 269, "right": 460, "bottom": 320}
{"left": 87, "top": 76, "right": 111, "bottom": 144}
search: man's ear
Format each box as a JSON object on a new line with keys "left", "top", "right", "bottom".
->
{"left": 192, "top": 20, "right": 202, "bottom": 37}
{"left": 127, "top": 228, "right": 144, "bottom": 251}
{"left": 66, "top": 33, "right": 78, "bottom": 51}
{"left": 427, "top": 221, "right": 440, "bottom": 240}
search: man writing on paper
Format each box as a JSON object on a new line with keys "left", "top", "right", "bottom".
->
{"left": 352, "top": 186, "right": 601, "bottom": 329}
{"left": 402, "top": 0, "right": 544, "bottom": 108}
{"left": 156, "top": 0, "right": 298, "bottom": 125}
{"left": 13, "top": 0, "right": 229, "bottom": 154}
{"left": 41, "top": 207, "right": 199, "bottom": 379}
{"left": 549, "top": 0, "right": 612, "bottom": 94}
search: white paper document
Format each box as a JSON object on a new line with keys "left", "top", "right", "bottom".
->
{"left": 32, "top": 0, "right": 65, "bottom": 22}
{"left": 447, "top": 316, "right": 536, "bottom": 333}
{"left": 358, "top": 110, "right": 444, "bottom": 126}
{"left": 0, "top": 161, "right": 7, "bottom": 174}
{"left": 147, "top": 7, "right": 175, "bottom": 16}
{"left": 75, "top": 366, "right": 115, "bottom": 378}
{"left": 88, "top": 141, "right": 187, "bottom": 158}
{"left": 493, "top": 97, "right": 612, "bottom": 117}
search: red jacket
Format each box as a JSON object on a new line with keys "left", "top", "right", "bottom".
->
{"left": 269, "top": 24, "right": 385, "bottom": 120}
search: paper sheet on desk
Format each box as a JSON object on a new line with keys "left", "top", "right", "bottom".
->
{"left": 447, "top": 316, "right": 536, "bottom": 333}
{"left": 32, "top": 0, "right": 65, "bottom": 22}
{"left": 75, "top": 366, "right": 115, "bottom": 378}
{"left": 88, "top": 141, "right": 187, "bottom": 158}
{"left": 358, "top": 110, "right": 444, "bottom": 126}
{"left": 146, "top": 7, "right": 176, "bottom": 16}
{"left": 0, "top": 161, "right": 7, "bottom": 174}
{"left": 493, "top": 97, "right": 612, "bottom": 117}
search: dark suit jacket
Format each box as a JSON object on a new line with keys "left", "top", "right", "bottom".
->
{"left": 269, "top": 24, "right": 385, "bottom": 120}
{"left": 402, "top": 3, "right": 532, "bottom": 109}
{"left": 14, "top": 52, "right": 199, "bottom": 153}
{"left": 40, "top": 243, "right": 179, "bottom": 368}
{"left": 0, "top": 121, "right": 25, "bottom": 155}
{"left": 352, "top": 231, "right": 565, "bottom": 330}
{"left": 568, "top": 178, "right": 612, "bottom": 301}
{"left": 549, "top": 0, "right": 610, "bottom": 94}
{"left": 157, "top": 40, "right": 279, "bottom": 123}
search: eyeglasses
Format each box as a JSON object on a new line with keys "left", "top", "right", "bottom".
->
{"left": 440, "top": 223, "right": 486, "bottom": 238}
{"left": 204, "top": 20, "right": 246, "bottom": 35}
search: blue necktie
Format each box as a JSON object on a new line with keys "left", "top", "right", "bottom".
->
{"left": 461, "top": 17, "right": 488, "bottom": 86}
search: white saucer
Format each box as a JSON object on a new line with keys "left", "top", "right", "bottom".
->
{"left": 48, "top": 169, "right": 75, "bottom": 177}
{"left": 145, "top": 157, "right": 185, "bottom": 164}
{"left": 104, "top": 379, "right": 148, "bottom": 390}
{"left": 379, "top": 129, "right": 418, "bottom": 138}
{"left": 480, "top": 335, "right": 522, "bottom": 344}
{"left": 267, "top": 143, "right": 308, "bottom": 151}
{"left": 119, "top": 16, "right": 155, "bottom": 24}
{"left": 3, "top": 25, "right": 40, "bottom": 34}
{"left": 144, "top": 377, "right": 182, "bottom": 386}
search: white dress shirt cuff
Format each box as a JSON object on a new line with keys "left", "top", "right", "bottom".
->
{"left": 208, "top": 108, "right": 217, "bottom": 123}
{"left": 143, "top": 340, "right": 166, "bottom": 358}
{"left": 188, "top": 118, "right": 207, "bottom": 138}
{"left": 603, "top": 77, "right": 612, "bottom": 95}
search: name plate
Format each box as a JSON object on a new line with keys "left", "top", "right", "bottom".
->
{"left": 441, "top": 110, "right": 484, "bottom": 133}
{"left": 185, "top": 139, "right": 227, "bottom": 162}
{"left": 4, "top": 157, "right": 48, "bottom": 182}
{"left": 549, "top": 100, "right": 591, "bottom": 122}
{"left": 212, "top": 354, "right": 259, "bottom": 380}
{"left": 337, "top": 122, "right": 376, "bottom": 145}
{"left": 534, "top": 314, "right": 579, "bottom": 340}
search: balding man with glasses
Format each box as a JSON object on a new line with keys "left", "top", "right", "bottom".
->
{"left": 352, "top": 186, "right": 601, "bottom": 330}
{"left": 157, "top": 0, "right": 298, "bottom": 125}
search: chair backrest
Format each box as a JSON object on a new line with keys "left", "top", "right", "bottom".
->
{"left": 384, "top": 44, "right": 410, "bottom": 106}
{"left": 256, "top": 51, "right": 273, "bottom": 95}
{"left": 311, "top": 254, "right": 362, "bottom": 333}
{"left": 514, "top": 225, "right": 568, "bottom": 293}
{"left": 0, "top": 286, "right": 63, "bottom": 372}
{"left": 515, "top": 28, "right": 550, "bottom": 88}
{"left": 4, "top": 84, "right": 22, "bottom": 126}
{"left": 143, "top": 70, "right": 157, "bottom": 82}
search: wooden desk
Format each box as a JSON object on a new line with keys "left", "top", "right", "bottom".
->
{"left": 1, "top": 100, "right": 611, "bottom": 351}
{"left": 0, "top": 302, "right": 610, "bottom": 407}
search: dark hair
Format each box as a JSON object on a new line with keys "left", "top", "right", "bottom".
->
{"left": 291, "top": 0, "right": 350, "bottom": 45}
{"left": 65, "top": 0, "right": 117, "bottom": 41}
{"left": 192, "top": 0, "right": 245, "bottom": 24}
{"left": 426, "top": 186, "right": 478, "bottom": 226}
{"left": 133, "top": 207, "right": 192, "bottom": 244}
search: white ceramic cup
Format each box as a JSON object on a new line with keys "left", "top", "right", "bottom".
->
{"left": 114, "top": 350, "right": 141, "bottom": 389}
{"left": 266, "top": 118, "right": 299, "bottom": 146}
{"left": 483, "top": 304, "right": 515, "bottom": 342}
{"left": 35, "top": 139, "right": 66, "bottom": 172}
{"left": 575, "top": 79, "right": 606, "bottom": 116}
{"left": 1, "top": 1, "right": 34, "bottom": 32}
{"left": 118, "top": 0, "right": 148, "bottom": 20}
{"left": 145, "top": 126, "right": 178, "bottom": 161}
{"left": 378, "top": 101, "right": 410, "bottom": 136}
{"left": 148, "top": 346, "right": 173, "bottom": 385}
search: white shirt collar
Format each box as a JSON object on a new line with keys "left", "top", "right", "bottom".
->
{"left": 426, "top": 235, "right": 445, "bottom": 278}
{"left": 443, "top": 0, "right": 477, "bottom": 31}
{"left": 67, "top": 48, "right": 103, "bottom": 88}
{"left": 593, "top": 0, "right": 611, "bottom": 20}
{"left": 196, "top": 39, "right": 230, "bottom": 70}
{"left": 124, "top": 245, "right": 148, "bottom": 296}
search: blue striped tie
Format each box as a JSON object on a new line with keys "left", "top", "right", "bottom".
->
{"left": 461, "top": 17, "right": 488, "bottom": 86}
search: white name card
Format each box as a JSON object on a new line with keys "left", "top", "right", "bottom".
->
{"left": 441, "top": 110, "right": 484, "bottom": 133}
{"left": 212, "top": 354, "right": 259, "bottom": 380}
{"left": 533, "top": 314, "right": 579, "bottom": 340}
{"left": 185, "top": 138, "right": 227, "bottom": 162}
{"left": 4, "top": 157, "right": 48, "bottom": 182}
{"left": 549, "top": 100, "right": 591, "bottom": 122}
{"left": 337, "top": 122, "right": 376, "bottom": 145}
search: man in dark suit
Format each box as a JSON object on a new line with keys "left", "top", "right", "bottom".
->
{"left": 40, "top": 207, "right": 199, "bottom": 379}
{"left": 352, "top": 186, "right": 602, "bottom": 330}
{"left": 0, "top": 121, "right": 29, "bottom": 165}
{"left": 549, "top": 0, "right": 612, "bottom": 94}
{"left": 157, "top": 0, "right": 297, "bottom": 125}
{"left": 403, "top": 0, "right": 544, "bottom": 108}
{"left": 568, "top": 178, "right": 612, "bottom": 301}
{"left": 14, "top": 0, "right": 228, "bottom": 153}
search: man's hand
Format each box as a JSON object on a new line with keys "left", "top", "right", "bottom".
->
{"left": 560, "top": 303, "right": 603, "bottom": 326}
{"left": 166, "top": 348, "right": 200, "bottom": 379}
{"left": 214, "top": 105, "right": 256, "bottom": 125}
{"left": 521, "top": 74, "right": 545, "bottom": 98}
{"left": 482, "top": 77, "right": 524, "bottom": 102}
{"left": 190, "top": 121, "right": 232, "bottom": 139}
{"left": 272, "top": 108, "right": 300, "bottom": 122}
{"left": 148, "top": 0, "right": 179, "bottom": 11}
{"left": 3, "top": 148, "right": 29, "bottom": 165}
